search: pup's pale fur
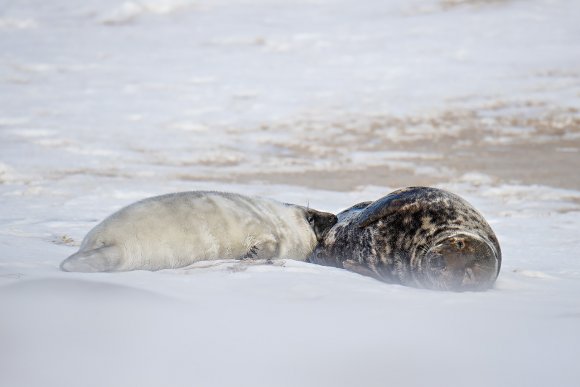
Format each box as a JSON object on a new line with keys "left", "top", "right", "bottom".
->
{"left": 61, "top": 191, "right": 336, "bottom": 272}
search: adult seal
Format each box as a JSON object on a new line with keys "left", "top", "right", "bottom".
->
{"left": 308, "top": 187, "right": 501, "bottom": 291}
{"left": 61, "top": 191, "right": 337, "bottom": 272}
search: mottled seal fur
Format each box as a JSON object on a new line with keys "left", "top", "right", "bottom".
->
{"left": 308, "top": 187, "right": 501, "bottom": 291}
{"left": 61, "top": 191, "right": 337, "bottom": 272}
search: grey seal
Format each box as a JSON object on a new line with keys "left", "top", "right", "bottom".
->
{"left": 61, "top": 191, "right": 337, "bottom": 272}
{"left": 308, "top": 187, "right": 501, "bottom": 291}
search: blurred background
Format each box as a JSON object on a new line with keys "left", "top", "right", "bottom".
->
{"left": 1, "top": 0, "right": 578, "bottom": 193}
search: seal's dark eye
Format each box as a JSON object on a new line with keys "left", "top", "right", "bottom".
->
{"left": 308, "top": 216, "right": 314, "bottom": 224}
{"left": 456, "top": 240, "right": 465, "bottom": 249}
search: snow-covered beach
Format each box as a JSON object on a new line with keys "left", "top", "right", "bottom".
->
{"left": 1, "top": 1, "right": 579, "bottom": 386}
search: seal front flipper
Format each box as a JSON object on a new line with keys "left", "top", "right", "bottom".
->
{"left": 356, "top": 187, "right": 427, "bottom": 228}
{"left": 60, "top": 245, "right": 122, "bottom": 272}
{"left": 342, "top": 260, "right": 382, "bottom": 281}
{"left": 240, "top": 245, "right": 259, "bottom": 260}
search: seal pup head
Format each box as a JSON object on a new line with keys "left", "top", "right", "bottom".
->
{"left": 303, "top": 208, "right": 338, "bottom": 242}
{"left": 419, "top": 231, "right": 500, "bottom": 291}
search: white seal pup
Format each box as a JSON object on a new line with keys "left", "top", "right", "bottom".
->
{"left": 61, "top": 191, "right": 337, "bottom": 272}
{"left": 308, "top": 187, "right": 501, "bottom": 291}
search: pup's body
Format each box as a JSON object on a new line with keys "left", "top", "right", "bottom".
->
{"left": 61, "top": 191, "right": 337, "bottom": 272}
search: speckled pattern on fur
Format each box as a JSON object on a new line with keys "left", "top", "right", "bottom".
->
{"left": 309, "top": 187, "right": 501, "bottom": 291}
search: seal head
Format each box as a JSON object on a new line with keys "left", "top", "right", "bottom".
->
{"left": 419, "top": 231, "right": 499, "bottom": 291}
{"left": 304, "top": 208, "right": 338, "bottom": 242}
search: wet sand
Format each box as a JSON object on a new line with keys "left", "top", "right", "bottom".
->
{"left": 179, "top": 102, "right": 580, "bottom": 192}
{"left": 214, "top": 140, "right": 579, "bottom": 192}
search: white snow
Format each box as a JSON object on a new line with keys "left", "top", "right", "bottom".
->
{"left": 1, "top": 0, "right": 580, "bottom": 386}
